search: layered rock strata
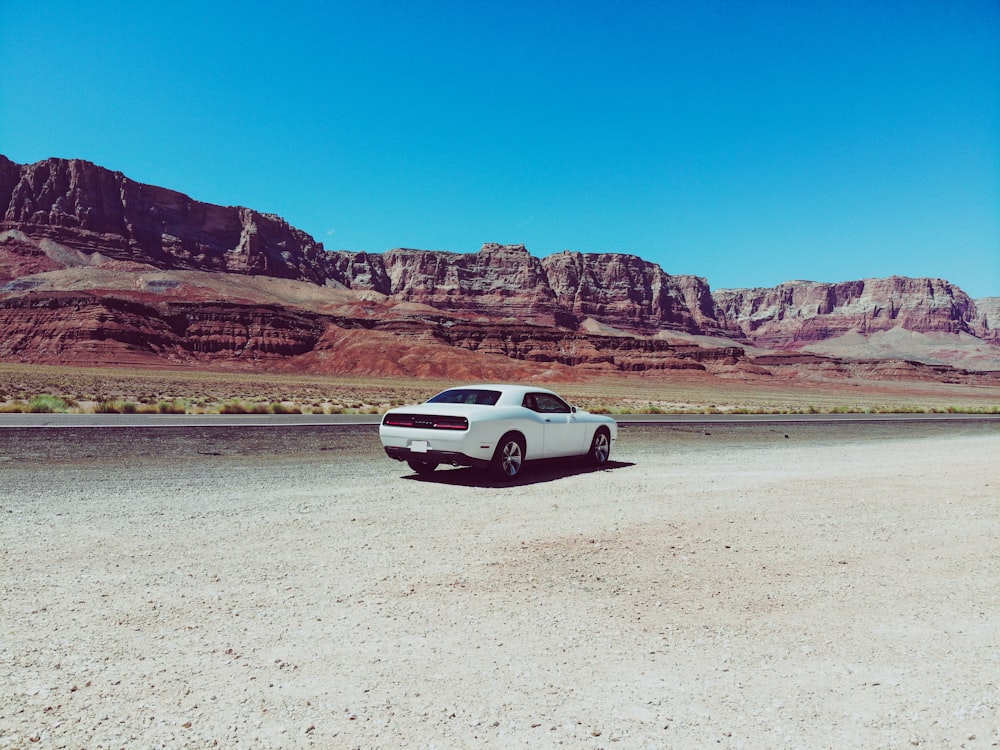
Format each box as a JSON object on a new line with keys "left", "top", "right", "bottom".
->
{"left": 0, "top": 290, "right": 732, "bottom": 374}
{"left": 0, "top": 157, "right": 729, "bottom": 334}
{"left": 2, "top": 155, "right": 998, "bottom": 376}
{"left": 714, "top": 278, "right": 988, "bottom": 348}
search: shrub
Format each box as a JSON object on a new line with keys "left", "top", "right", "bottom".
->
{"left": 28, "top": 395, "right": 69, "bottom": 413}
{"left": 828, "top": 405, "right": 860, "bottom": 414}
{"left": 157, "top": 400, "right": 187, "bottom": 414}
{"left": 220, "top": 400, "right": 250, "bottom": 414}
{"left": 636, "top": 405, "right": 664, "bottom": 414}
{"left": 219, "top": 400, "right": 269, "bottom": 414}
{"left": 94, "top": 400, "right": 137, "bottom": 414}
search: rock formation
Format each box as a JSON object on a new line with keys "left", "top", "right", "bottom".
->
{"left": 1, "top": 154, "right": 998, "bottom": 378}
{"left": 0, "top": 292, "right": 328, "bottom": 367}
{"left": 713, "top": 278, "right": 983, "bottom": 348}
{"left": 540, "top": 251, "right": 729, "bottom": 335}
{"left": 974, "top": 298, "right": 1000, "bottom": 343}
{"left": 0, "top": 155, "right": 334, "bottom": 283}
{"left": 0, "top": 156, "right": 731, "bottom": 335}
{"left": 379, "top": 244, "right": 561, "bottom": 324}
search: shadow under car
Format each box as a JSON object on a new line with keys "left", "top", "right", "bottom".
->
{"left": 400, "top": 458, "right": 634, "bottom": 487}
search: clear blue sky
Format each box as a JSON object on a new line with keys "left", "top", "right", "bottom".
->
{"left": 2, "top": 1, "right": 998, "bottom": 297}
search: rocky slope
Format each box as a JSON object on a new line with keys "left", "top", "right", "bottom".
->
{"left": 0, "top": 156, "right": 729, "bottom": 334}
{"left": 714, "top": 278, "right": 983, "bottom": 345}
{"left": 0, "top": 155, "right": 334, "bottom": 283}
{"left": 541, "top": 251, "right": 728, "bottom": 335}
{"left": 1, "top": 154, "right": 998, "bottom": 378}
{"left": 0, "top": 155, "right": 757, "bottom": 344}
{"left": 974, "top": 297, "right": 1000, "bottom": 343}
{"left": 0, "top": 274, "right": 741, "bottom": 378}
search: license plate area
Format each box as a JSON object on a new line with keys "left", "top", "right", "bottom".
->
{"left": 410, "top": 440, "right": 429, "bottom": 454}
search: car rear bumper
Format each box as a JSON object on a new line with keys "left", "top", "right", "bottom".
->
{"left": 384, "top": 446, "right": 491, "bottom": 469}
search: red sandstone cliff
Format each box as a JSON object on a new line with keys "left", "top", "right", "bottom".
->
{"left": 2, "top": 155, "right": 998, "bottom": 377}
{"left": 379, "top": 244, "right": 561, "bottom": 324}
{"left": 0, "top": 155, "right": 332, "bottom": 283}
{"left": 0, "top": 156, "right": 730, "bottom": 335}
{"left": 540, "top": 251, "right": 731, "bottom": 336}
{"left": 974, "top": 297, "right": 1000, "bottom": 343}
{"left": 713, "top": 278, "right": 984, "bottom": 347}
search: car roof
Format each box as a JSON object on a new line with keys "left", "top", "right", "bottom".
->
{"left": 436, "top": 384, "right": 558, "bottom": 402}
{"left": 449, "top": 383, "right": 555, "bottom": 394}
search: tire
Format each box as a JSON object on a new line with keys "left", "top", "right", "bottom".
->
{"left": 407, "top": 460, "right": 438, "bottom": 474}
{"left": 491, "top": 433, "right": 525, "bottom": 480}
{"left": 586, "top": 428, "right": 611, "bottom": 465}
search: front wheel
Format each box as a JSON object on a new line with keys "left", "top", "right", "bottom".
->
{"left": 407, "top": 460, "right": 438, "bottom": 474}
{"left": 586, "top": 428, "right": 611, "bottom": 465}
{"left": 491, "top": 433, "right": 525, "bottom": 480}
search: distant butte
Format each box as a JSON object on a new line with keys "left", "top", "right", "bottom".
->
{"left": 1, "top": 154, "right": 998, "bottom": 380}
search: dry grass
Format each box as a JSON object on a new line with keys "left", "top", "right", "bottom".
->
{"left": 0, "top": 363, "right": 997, "bottom": 415}
{"left": 558, "top": 376, "right": 1000, "bottom": 415}
{"left": 0, "top": 363, "right": 435, "bottom": 416}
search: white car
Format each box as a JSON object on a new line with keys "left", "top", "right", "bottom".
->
{"left": 379, "top": 384, "right": 617, "bottom": 479}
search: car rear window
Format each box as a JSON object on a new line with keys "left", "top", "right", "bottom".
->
{"left": 426, "top": 389, "right": 502, "bottom": 406}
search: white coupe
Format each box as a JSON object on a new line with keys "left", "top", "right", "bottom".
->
{"left": 379, "top": 384, "right": 617, "bottom": 479}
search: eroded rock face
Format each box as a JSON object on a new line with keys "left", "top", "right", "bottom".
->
{"left": 0, "top": 293, "right": 185, "bottom": 366}
{"left": 5, "top": 287, "right": 993, "bottom": 384}
{"left": 540, "top": 251, "right": 731, "bottom": 335}
{"left": 2, "top": 155, "right": 997, "bottom": 375}
{"left": 0, "top": 231, "right": 64, "bottom": 282}
{"left": 431, "top": 320, "right": 739, "bottom": 371}
{"left": 0, "top": 293, "right": 327, "bottom": 367}
{"left": 380, "top": 244, "right": 561, "bottom": 324}
{"left": 0, "top": 155, "right": 332, "bottom": 283}
{"left": 1, "top": 156, "right": 728, "bottom": 334}
{"left": 714, "top": 278, "right": 983, "bottom": 347}
{"left": 0, "top": 289, "right": 730, "bottom": 374}
{"left": 973, "top": 298, "right": 1000, "bottom": 343}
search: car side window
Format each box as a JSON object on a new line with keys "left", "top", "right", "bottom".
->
{"left": 531, "top": 393, "right": 571, "bottom": 414}
{"left": 522, "top": 394, "right": 537, "bottom": 411}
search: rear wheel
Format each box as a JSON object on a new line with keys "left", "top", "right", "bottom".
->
{"left": 586, "top": 428, "right": 611, "bottom": 465}
{"left": 407, "top": 460, "right": 438, "bottom": 474}
{"left": 491, "top": 433, "right": 525, "bottom": 480}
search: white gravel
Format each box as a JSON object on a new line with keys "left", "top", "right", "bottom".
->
{"left": 1, "top": 422, "right": 997, "bottom": 748}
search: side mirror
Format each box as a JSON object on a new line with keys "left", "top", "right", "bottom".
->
{"left": 571, "top": 405, "right": 577, "bottom": 413}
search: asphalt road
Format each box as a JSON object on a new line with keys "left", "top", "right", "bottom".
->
{"left": 1, "top": 415, "right": 997, "bottom": 476}
{"left": 1, "top": 411, "right": 997, "bottom": 428}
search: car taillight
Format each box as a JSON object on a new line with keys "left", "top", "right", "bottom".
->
{"left": 433, "top": 419, "right": 468, "bottom": 430}
{"left": 382, "top": 414, "right": 468, "bottom": 430}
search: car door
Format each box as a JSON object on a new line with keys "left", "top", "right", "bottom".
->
{"left": 525, "top": 392, "right": 586, "bottom": 458}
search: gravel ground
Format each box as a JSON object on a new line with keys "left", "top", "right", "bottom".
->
{"left": 1, "top": 420, "right": 998, "bottom": 749}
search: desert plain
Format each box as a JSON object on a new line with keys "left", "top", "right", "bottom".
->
{"left": 1, "top": 411, "right": 997, "bottom": 749}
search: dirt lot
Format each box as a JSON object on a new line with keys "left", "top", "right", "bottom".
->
{"left": 1, "top": 420, "right": 997, "bottom": 748}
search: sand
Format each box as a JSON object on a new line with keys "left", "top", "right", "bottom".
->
{"left": 1, "top": 421, "right": 997, "bottom": 748}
